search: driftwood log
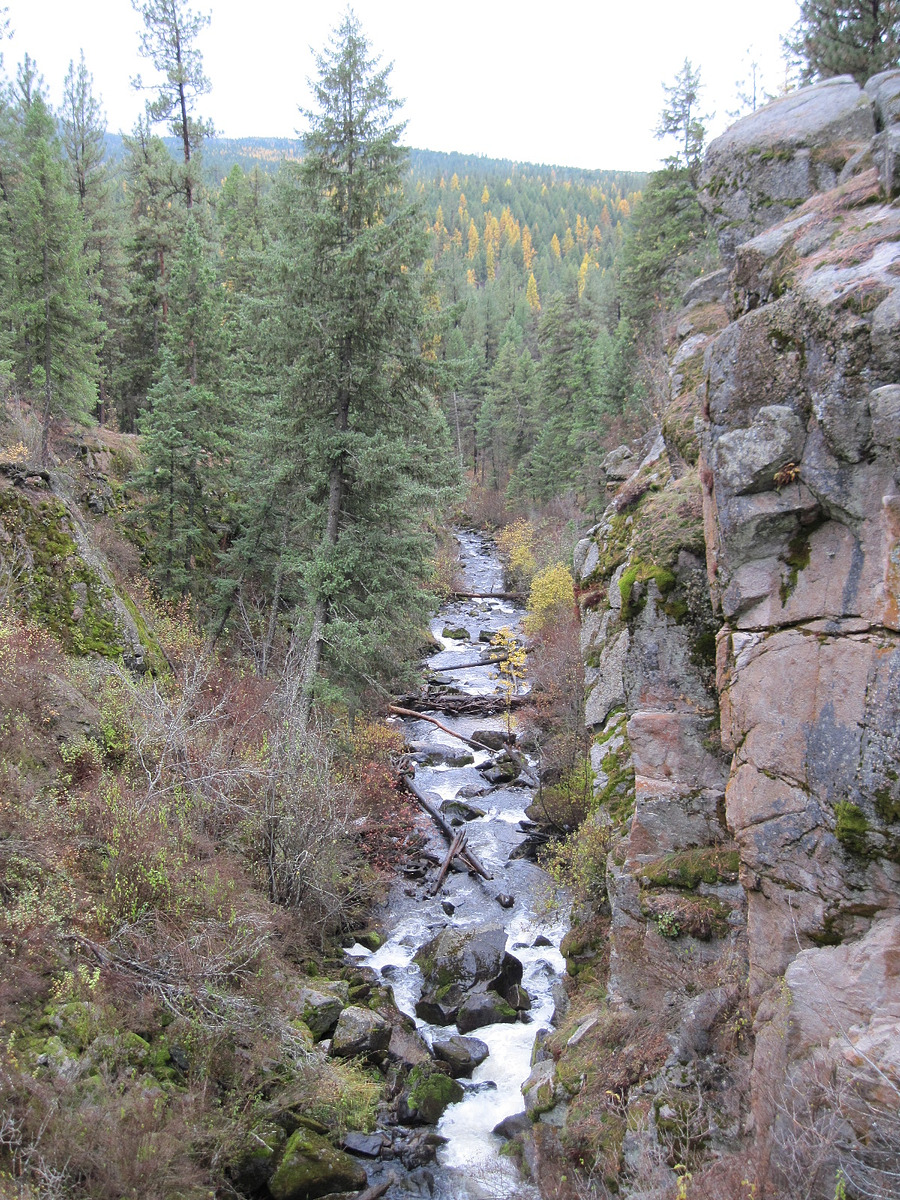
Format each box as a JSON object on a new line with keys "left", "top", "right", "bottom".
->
{"left": 394, "top": 693, "right": 528, "bottom": 717}
{"left": 388, "top": 706, "right": 496, "bottom": 752}
{"left": 431, "top": 654, "right": 507, "bottom": 671}
{"left": 355, "top": 1184, "right": 392, "bottom": 1200}
{"left": 402, "top": 775, "right": 493, "bottom": 881}
{"left": 450, "top": 590, "right": 524, "bottom": 601}
{"left": 430, "top": 828, "right": 468, "bottom": 895}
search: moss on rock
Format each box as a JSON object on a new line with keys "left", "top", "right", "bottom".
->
{"left": 0, "top": 489, "right": 123, "bottom": 657}
{"left": 268, "top": 1127, "right": 367, "bottom": 1200}
{"left": 405, "top": 1061, "right": 464, "bottom": 1123}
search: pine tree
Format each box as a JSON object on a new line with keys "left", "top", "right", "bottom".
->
{"left": 61, "top": 52, "right": 124, "bottom": 425}
{"left": 510, "top": 289, "right": 599, "bottom": 503}
{"left": 618, "top": 167, "right": 706, "bottom": 331}
{"left": 135, "top": 348, "right": 205, "bottom": 595}
{"left": 526, "top": 271, "right": 541, "bottom": 313}
{"left": 135, "top": 217, "right": 230, "bottom": 600}
{"left": 0, "top": 60, "right": 101, "bottom": 463}
{"left": 249, "top": 12, "right": 458, "bottom": 716}
{"left": 118, "top": 116, "right": 184, "bottom": 429}
{"left": 786, "top": 1, "right": 900, "bottom": 84}
{"left": 655, "top": 59, "right": 708, "bottom": 183}
{"left": 131, "top": 0, "right": 213, "bottom": 208}
{"left": 217, "top": 163, "right": 268, "bottom": 299}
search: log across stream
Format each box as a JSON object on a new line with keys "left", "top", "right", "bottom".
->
{"left": 346, "top": 530, "right": 569, "bottom": 1200}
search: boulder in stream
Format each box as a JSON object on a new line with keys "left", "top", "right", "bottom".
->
{"left": 397, "top": 1061, "right": 464, "bottom": 1124}
{"left": 456, "top": 987, "right": 518, "bottom": 1034}
{"left": 471, "top": 729, "right": 513, "bottom": 750}
{"left": 268, "top": 1127, "right": 367, "bottom": 1200}
{"left": 440, "top": 798, "right": 486, "bottom": 822}
{"left": 431, "top": 1035, "right": 489, "bottom": 1078}
{"left": 295, "top": 986, "right": 345, "bottom": 1039}
{"left": 330, "top": 1006, "right": 391, "bottom": 1061}
{"left": 410, "top": 742, "right": 475, "bottom": 767}
{"left": 413, "top": 925, "right": 523, "bottom": 1026}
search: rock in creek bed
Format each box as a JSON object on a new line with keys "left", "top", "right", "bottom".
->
{"left": 413, "top": 924, "right": 523, "bottom": 1028}
{"left": 431, "top": 1035, "right": 490, "bottom": 1078}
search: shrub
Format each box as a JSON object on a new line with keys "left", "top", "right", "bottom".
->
{"left": 524, "top": 562, "right": 576, "bottom": 636}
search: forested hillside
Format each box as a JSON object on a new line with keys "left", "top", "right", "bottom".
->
{"left": 101, "top": 131, "right": 647, "bottom": 508}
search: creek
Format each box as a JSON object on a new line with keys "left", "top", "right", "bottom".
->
{"left": 348, "top": 530, "right": 569, "bottom": 1200}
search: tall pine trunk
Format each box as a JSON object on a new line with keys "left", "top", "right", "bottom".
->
{"left": 294, "top": 339, "right": 351, "bottom": 729}
{"left": 40, "top": 245, "right": 52, "bottom": 467}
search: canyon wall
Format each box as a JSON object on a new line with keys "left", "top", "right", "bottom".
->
{"left": 530, "top": 72, "right": 900, "bottom": 1199}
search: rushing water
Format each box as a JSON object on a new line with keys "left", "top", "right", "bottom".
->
{"left": 348, "top": 530, "right": 568, "bottom": 1200}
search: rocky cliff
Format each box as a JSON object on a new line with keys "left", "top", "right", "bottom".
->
{"left": 529, "top": 72, "right": 900, "bottom": 1200}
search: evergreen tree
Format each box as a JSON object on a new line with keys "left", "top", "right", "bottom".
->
{"left": 617, "top": 166, "right": 706, "bottom": 332}
{"left": 655, "top": 59, "right": 708, "bottom": 183}
{"left": 131, "top": 0, "right": 213, "bottom": 208}
{"left": 787, "top": 1, "right": 900, "bottom": 84}
{"left": 217, "top": 163, "right": 269, "bottom": 298}
{"left": 0, "top": 59, "right": 101, "bottom": 463}
{"left": 135, "top": 348, "right": 206, "bottom": 596}
{"left": 510, "top": 289, "right": 599, "bottom": 503}
{"left": 118, "top": 116, "right": 184, "bottom": 429}
{"left": 247, "top": 12, "right": 458, "bottom": 714}
{"left": 135, "top": 217, "right": 230, "bottom": 600}
{"left": 61, "top": 52, "right": 125, "bottom": 424}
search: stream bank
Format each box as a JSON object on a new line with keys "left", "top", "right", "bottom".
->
{"left": 347, "top": 529, "right": 571, "bottom": 1200}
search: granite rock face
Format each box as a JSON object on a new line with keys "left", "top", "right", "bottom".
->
{"left": 697, "top": 78, "right": 900, "bottom": 1196}
{"left": 558, "top": 74, "right": 900, "bottom": 1200}
{"left": 700, "top": 76, "right": 876, "bottom": 258}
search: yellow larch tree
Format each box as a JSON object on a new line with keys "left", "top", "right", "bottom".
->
{"left": 526, "top": 271, "right": 541, "bottom": 313}
{"left": 550, "top": 232, "right": 561, "bottom": 258}
{"left": 466, "top": 267, "right": 476, "bottom": 287}
{"left": 577, "top": 253, "right": 592, "bottom": 297}
{"left": 450, "top": 172, "right": 460, "bottom": 190}
{"left": 481, "top": 184, "right": 490, "bottom": 204}
{"left": 562, "top": 226, "right": 575, "bottom": 256}
{"left": 522, "top": 224, "right": 535, "bottom": 271}
{"left": 467, "top": 219, "right": 480, "bottom": 259}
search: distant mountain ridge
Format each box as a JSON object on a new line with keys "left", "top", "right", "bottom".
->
{"left": 103, "top": 133, "right": 645, "bottom": 191}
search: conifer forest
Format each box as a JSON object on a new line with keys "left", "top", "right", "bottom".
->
{"left": 2, "top": 3, "right": 900, "bottom": 1200}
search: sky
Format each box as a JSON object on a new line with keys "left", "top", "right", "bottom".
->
{"left": 4, "top": 0, "right": 802, "bottom": 172}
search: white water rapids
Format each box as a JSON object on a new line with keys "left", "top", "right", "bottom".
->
{"left": 347, "top": 530, "right": 569, "bottom": 1200}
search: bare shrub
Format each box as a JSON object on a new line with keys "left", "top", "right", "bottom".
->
{"left": 0, "top": 1060, "right": 206, "bottom": 1200}
{"left": 522, "top": 610, "right": 588, "bottom": 788}
{"left": 428, "top": 526, "right": 465, "bottom": 597}
{"left": 770, "top": 1063, "right": 900, "bottom": 1200}
{"left": 459, "top": 481, "right": 511, "bottom": 530}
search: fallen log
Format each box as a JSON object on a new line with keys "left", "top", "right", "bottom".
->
{"left": 355, "top": 1184, "right": 392, "bottom": 1200}
{"left": 451, "top": 590, "right": 524, "bottom": 601}
{"left": 389, "top": 705, "right": 497, "bottom": 753}
{"left": 403, "top": 775, "right": 492, "bottom": 881}
{"left": 431, "top": 654, "right": 507, "bottom": 671}
{"left": 395, "top": 693, "right": 528, "bottom": 717}
{"left": 430, "top": 828, "right": 467, "bottom": 896}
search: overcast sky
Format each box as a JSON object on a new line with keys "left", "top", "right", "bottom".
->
{"left": 5, "top": 0, "right": 801, "bottom": 171}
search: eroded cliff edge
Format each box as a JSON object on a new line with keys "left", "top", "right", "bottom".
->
{"left": 529, "top": 73, "right": 900, "bottom": 1199}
